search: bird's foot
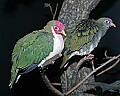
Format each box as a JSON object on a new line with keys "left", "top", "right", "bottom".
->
{"left": 76, "top": 54, "right": 94, "bottom": 69}
{"left": 84, "top": 54, "right": 95, "bottom": 70}
{"left": 39, "top": 66, "right": 45, "bottom": 73}
{"left": 50, "top": 60, "right": 55, "bottom": 64}
{"left": 58, "top": 53, "right": 62, "bottom": 57}
{"left": 84, "top": 54, "right": 94, "bottom": 61}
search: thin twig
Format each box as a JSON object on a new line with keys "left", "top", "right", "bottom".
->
{"left": 104, "top": 50, "right": 113, "bottom": 59}
{"left": 91, "top": 60, "right": 95, "bottom": 70}
{"left": 96, "top": 59, "right": 120, "bottom": 76}
{"left": 64, "top": 71, "right": 68, "bottom": 93}
{"left": 51, "top": 83, "right": 61, "bottom": 86}
{"left": 44, "top": 3, "right": 54, "bottom": 17}
{"left": 76, "top": 57, "right": 85, "bottom": 68}
{"left": 65, "top": 54, "right": 120, "bottom": 95}
{"left": 42, "top": 54, "right": 62, "bottom": 68}
{"left": 104, "top": 50, "right": 108, "bottom": 58}
{"left": 44, "top": 3, "right": 58, "bottom": 20}
{"left": 40, "top": 71, "right": 64, "bottom": 96}
{"left": 53, "top": 3, "right": 58, "bottom": 20}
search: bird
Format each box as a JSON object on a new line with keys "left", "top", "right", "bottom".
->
{"left": 9, "top": 20, "right": 66, "bottom": 88}
{"left": 60, "top": 17, "right": 116, "bottom": 69}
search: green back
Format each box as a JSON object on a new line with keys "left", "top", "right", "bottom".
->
{"left": 61, "top": 19, "right": 106, "bottom": 68}
{"left": 10, "top": 20, "right": 55, "bottom": 88}
{"left": 65, "top": 19, "right": 100, "bottom": 52}
{"left": 12, "top": 30, "right": 54, "bottom": 69}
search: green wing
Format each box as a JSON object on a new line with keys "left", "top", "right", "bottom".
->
{"left": 12, "top": 30, "right": 54, "bottom": 69}
{"left": 10, "top": 30, "right": 54, "bottom": 88}
{"left": 65, "top": 19, "right": 99, "bottom": 52}
{"left": 61, "top": 19, "right": 100, "bottom": 68}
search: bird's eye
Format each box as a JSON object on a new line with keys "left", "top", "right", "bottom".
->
{"left": 54, "top": 26, "right": 59, "bottom": 30}
{"left": 104, "top": 20, "right": 110, "bottom": 24}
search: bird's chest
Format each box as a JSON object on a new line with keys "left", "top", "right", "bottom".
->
{"left": 78, "top": 31, "right": 103, "bottom": 55}
{"left": 44, "top": 35, "right": 64, "bottom": 61}
{"left": 53, "top": 35, "right": 64, "bottom": 55}
{"left": 38, "top": 35, "right": 64, "bottom": 67}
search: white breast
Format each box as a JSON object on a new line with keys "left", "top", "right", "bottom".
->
{"left": 53, "top": 34, "right": 64, "bottom": 54}
{"left": 38, "top": 27, "right": 64, "bottom": 67}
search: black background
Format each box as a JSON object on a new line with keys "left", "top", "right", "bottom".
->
{"left": 0, "top": 0, "right": 120, "bottom": 96}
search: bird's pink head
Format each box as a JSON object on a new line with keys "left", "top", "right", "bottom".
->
{"left": 54, "top": 20, "right": 65, "bottom": 30}
{"left": 53, "top": 20, "right": 66, "bottom": 36}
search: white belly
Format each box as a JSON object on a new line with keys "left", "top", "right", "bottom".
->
{"left": 45, "top": 34, "right": 64, "bottom": 60}
{"left": 38, "top": 29, "right": 64, "bottom": 67}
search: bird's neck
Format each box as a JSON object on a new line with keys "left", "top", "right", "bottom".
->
{"left": 51, "top": 27, "right": 62, "bottom": 38}
{"left": 51, "top": 27, "right": 64, "bottom": 49}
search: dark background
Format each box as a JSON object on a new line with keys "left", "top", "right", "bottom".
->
{"left": 0, "top": 0, "right": 120, "bottom": 96}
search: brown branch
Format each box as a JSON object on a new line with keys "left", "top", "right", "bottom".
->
{"left": 103, "top": 50, "right": 113, "bottom": 59}
{"left": 61, "top": 70, "right": 68, "bottom": 93}
{"left": 96, "top": 59, "right": 120, "bottom": 76}
{"left": 40, "top": 71, "right": 64, "bottom": 96}
{"left": 44, "top": 3, "right": 54, "bottom": 16}
{"left": 53, "top": 3, "right": 58, "bottom": 20}
{"left": 59, "top": 0, "right": 102, "bottom": 94}
{"left": 65, "top": 54, "right": 120, "bottom": 95}
{"left": 76, "top": 57, "right": 86, "bottom": 69}
{"left": 44, "top": 3, "right": 59, "bottom": 20}
{"left": 42, "top": 54, "right": 62, "bottom": 68}
{"left": 51, "top": 83, "right": 61, "bottom": 86}
{"left": 64, "top": 71, "right": 68, "bottom": 93}
{"left": 58, "top": 0, "right": 101, "bottom": 33}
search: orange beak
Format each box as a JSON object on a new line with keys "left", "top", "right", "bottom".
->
{"left": 60, "top": 30, "right": 66, "bottom": 36}
{"left": 111, "top": 23, "right": 116, "bottom": 27}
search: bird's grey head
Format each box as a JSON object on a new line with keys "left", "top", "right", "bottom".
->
{"left": 97, "top": 17, "right": 116, "bottom": 29}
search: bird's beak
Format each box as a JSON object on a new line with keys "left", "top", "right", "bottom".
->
{"left": 60, "top": 30, "right": 67, "bottom": 36}
{"left": 111, "top": 23, "right": 116, "bottom": 27}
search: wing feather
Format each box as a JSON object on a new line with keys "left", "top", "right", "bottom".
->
{"left": 65, "top": 19, "right": 99, "bottom": 52}
{"left": 12, "top": 31, "right": 54, "bottom": 69}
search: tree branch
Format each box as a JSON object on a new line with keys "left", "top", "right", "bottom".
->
{"left": 40, "top": 70, "right": 64, "bottom": 96}
{"left": 96, "top": 58, "right": 120, "bottom": 76}
{"left": 58, "top": 0, "right": 101, "bottom": 33}
{"left": 58, "top": 0, "right": 102, "bottom": 95}
{"left": 42, "top": 54, "right": 62, "bottom": 68}
{"left": 65, "top": 54, "right": 120, "bottom": 95}
{"left": 39, "top": 53, "right": 120, "bottom": 96}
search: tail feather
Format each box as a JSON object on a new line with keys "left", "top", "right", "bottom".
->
{"left": 60, "top": 55, "right": 69, "bottom": 69}
{"left": 15, "top": 75, "right": 21, "bottom": 83}
{"left": 9, "top": 69, "right": 19, "bottom": 89}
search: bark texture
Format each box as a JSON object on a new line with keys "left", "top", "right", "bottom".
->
{"left": 58, "top": 0, "right": 101, "bottom": 33}
{"left": 58, "top": 0, "right": 101, "bottom": 95}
